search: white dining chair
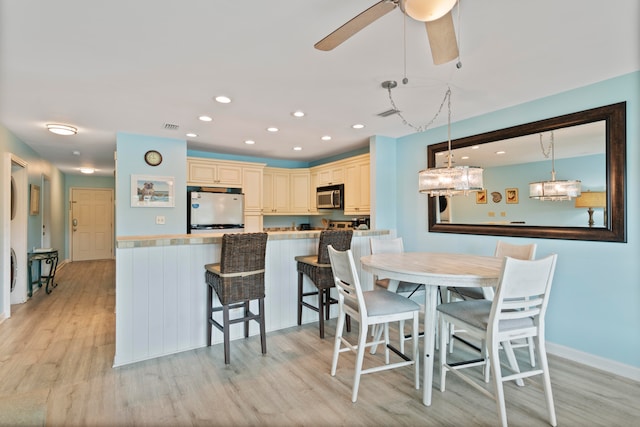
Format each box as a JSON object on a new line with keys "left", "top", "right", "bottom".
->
{"left": 448, "top": 241, "right": 538, "bottom": 368}
{"left": 369, "top": 237, "right": 425, "bottom": 354}
{"left": 438, "top": 254, "right": 558, "bottom": 427}
{"left": 327, "top": 245, "right": 420, "bottom": 403}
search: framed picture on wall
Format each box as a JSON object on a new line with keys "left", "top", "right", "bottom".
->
{"left": 30, "top": 184, "right": 40, "bottom": 215}
{"left": 131, "top": 175, "right": 175, "bottom": 207}
{"left": 506, "top": 188, "right": 519, "bottom": 204}
{"left": 476, "top": 189, "right": 487, "bottom": 204}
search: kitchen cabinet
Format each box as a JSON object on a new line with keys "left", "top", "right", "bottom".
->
{"left": 290, "top": 171, "right": 312, "bottom": 214}
{"left": 315, "top": 165, "right": 344, "bottom": 186}
{"left": 263, "top": 168, "right": 290, "bottom": 214}
{"left": 242, "top": 166, "right": 264, "bottom": 213}
{"left": 187, "top": 158, "right": 243, "bottom": 186}
{"left": 344, "top": 155, "right": 370, "bottom": 215}
{"left": 243, "top": 214, "right": 263, "bottom": 232}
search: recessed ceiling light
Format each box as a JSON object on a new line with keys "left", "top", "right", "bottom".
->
{"left": 215, "top": 95, "right": 231, "bottom": 104}
{"left": 496, "top": 150, "right": 506, "bottom": 155}
{"left": 72, "top": 150, "right": 80, "bottom": 156}
{"left": 293, "top": 146, "right": 302, "bottom": 151}
{"left": 47, "top": 124, "right": 77, "bottom": 135}
{"left": 186, "top": 133, "right": 198, "bottom": 137}
{"left": 471, "top": 145, "right": 480, "bottom": 150}
{"left": 267, "top": 127, "right": 279, "bottom": 132}
{"left": 79, "top": 168, "right": 95, "bottom": 174}
{"left": 244, "top": 140, "right": 255, "bottom": 145}
{"left": 321, "top": 135, "right": 332, "bottom": 141}
{"left": 292, "top": 111, "right": 305, "bottom": 118}
{"left": 436, "top": 152, "right": 445, "bottom": 156}
{"left": 199, "top": 115, "right": 213, "bottom": 122}
{"left": 352, "top": 123, "right": 365, "bottom": 129}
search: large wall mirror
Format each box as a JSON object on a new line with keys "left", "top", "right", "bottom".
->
{"left": 427, "top": 102, "right": 626, "bottom": 242}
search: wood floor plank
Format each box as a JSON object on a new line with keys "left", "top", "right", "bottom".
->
{"left": 0, "top": 259, "right": 638, "bottom": 426}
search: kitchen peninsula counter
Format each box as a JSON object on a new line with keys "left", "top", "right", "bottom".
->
{"left": 116, "top": 228, "right": 388, "bottom": 248}
{"left": 114, "top": 228, "right": 389, "bottom": 366}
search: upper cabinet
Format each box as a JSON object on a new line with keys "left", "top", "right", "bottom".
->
{"left": 315, "top": 164, "right": 344, "bottom": 186}
{"left": 290, "top": 170, "right": 313, "bottom": 214}
{"left": 263, "top": 168, "right": 290, "bottom": 214}
{"left": 343, "top": 154, "right": 370, "bottom": 215}
{"left": 187, "top": 158, "right": 243, "bottom": 186}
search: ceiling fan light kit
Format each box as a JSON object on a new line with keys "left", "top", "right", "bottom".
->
{"left": 403, "top": 0, "right": 458, "bottom": 22}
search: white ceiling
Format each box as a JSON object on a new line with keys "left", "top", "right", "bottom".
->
{"left": 0, "top": 0, "right": 638, "bottom": 177}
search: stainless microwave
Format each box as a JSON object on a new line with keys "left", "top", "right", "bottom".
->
{"left": 317, "top": 184, "right": 344, "bottom": 209}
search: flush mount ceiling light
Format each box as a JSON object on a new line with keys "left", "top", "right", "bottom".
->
{"left": 404, "top": 0, "right": 458, "bottom": 22}
{"left": 47, "top": 124, "right": 77, "bottom": 136}
{"left": 417, "top": 87, "right": 484, "bottom": 197}
{"left": 214, "top": 95, "right": 231, "bottom": 104}
{"left": 529, "top": 131, "right": 581, "bottom": 201}
{"left": 79, "top": 168, "right": 95, "bottom": 174}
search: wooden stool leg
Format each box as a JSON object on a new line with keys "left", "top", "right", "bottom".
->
{"left": 206, "top": 284, "right": 213, "bottom": 346}
{"left": 297, "top": 272, "right": 304, "bottom": 326}
{"left": 259, "top": 298, "right": 267, "bottom": 355}
{"left": 318, "top": 288, "right": 325, "bottom": 339}
{"left": 244, "top": 301, "right": 250, "bottom": 338}
{"left": 223, "top": 305, "right": 231, "bottom": 364}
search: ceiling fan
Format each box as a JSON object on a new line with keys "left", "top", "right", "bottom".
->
{"left": 314, "top": 0, "right": 459, "bottom": 65}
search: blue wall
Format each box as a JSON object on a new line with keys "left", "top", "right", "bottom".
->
{"left": 374, "top": 71, "right": 639, "bottom": 368}
{"left": 116, "top": 133, "right": 187, "bottom": 236}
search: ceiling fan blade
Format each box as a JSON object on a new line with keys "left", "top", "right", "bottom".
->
{"left": 425, "top": 11, "right": 459, "bottom": 65}
{"left": 314, "top": 1, "right": 397, "bottom": 51}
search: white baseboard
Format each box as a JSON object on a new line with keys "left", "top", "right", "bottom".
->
{"left": 547, "top": 342, "right": 640, "bottom": 382}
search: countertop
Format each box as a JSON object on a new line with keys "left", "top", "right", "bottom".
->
{"left": 116, "top": 229, "right": 389, "bottom": 248}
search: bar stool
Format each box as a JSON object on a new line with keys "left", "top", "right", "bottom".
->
{"left": 205, "top": 232, "right": 268, "bottom": 364}
{"left": 295, "top": 230, "right": 352, "bottom": 338}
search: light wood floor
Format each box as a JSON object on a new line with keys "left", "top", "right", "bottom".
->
{"left": 1, "top": 260, "right": 638, "bottom": 426}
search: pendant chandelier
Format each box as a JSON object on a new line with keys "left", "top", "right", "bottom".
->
{"left": 529, "top": 131, "right": 581, "bottom": 201}
{"left": 416, "top": 87, "right": 483, "bottom": 196}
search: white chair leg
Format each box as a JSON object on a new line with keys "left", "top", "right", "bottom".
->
{"left": 412, "top": 314, "right": 420, "bottom": 389}
{"left": 331, "top": 310, "right": 346, "bottom": 376}
{"left": 370, "top": 323, "right": 383, "bottom": 354}
{"left": 527, "top": 337, "right": 536, "bottom": 367}
{"left": 399, "top": 319, "right": 405, "bottom": 354}
{"left": 351, "top": 322, "right": 368, "bottom": 403}
{"left": 489, "top": 339, "right": 508, "bottom": 427}
{"left": 536, "top": 336, "right": 557, "bottom": 426}
{"left": 383, "top": 323, "right": 390, "bottom": 364}
{"left": 502, "top": 341, "right": 525, "bottom": 387}
{"left": 439, "top": 316, "right": 448, "bottom": 392}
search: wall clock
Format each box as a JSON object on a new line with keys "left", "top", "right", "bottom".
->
{"left": 144, "top": 150, "right": 163, "bottom": 166}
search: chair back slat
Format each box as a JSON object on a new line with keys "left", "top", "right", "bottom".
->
{"left": 490, "top": 255, "right": 557, "bottom": 332}
{"left": 370, "top": 237, "right": 404, "bottom": 255}
{"left": 327, "top": 245, "right": 366, "bottom": 318}
{"left": 494, "top": 241, "right": 537, "bottom": 260}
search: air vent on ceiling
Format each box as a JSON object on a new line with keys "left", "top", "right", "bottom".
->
{"left": 163, "top": 123, "right": 180, "bottom": 130}
{"left": 377, "top": 109, "right": 400, "bottom": 117}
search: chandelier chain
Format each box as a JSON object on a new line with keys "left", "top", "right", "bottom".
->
{"left": 386, "top": 86, "right": 451, "bottom": 133}
{"left": 539, "top": 131, "right": 554, "bottom": 158}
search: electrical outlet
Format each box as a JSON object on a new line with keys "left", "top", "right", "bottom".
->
{"left": 155, "top": 215, "right": 165, "bottom": 225}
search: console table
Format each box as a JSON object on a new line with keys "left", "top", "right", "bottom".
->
{"left": 28, "top": 249, "right": 59, "bottom": 296}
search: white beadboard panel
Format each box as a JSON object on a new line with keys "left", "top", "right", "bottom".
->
{"left": 114, "top": 234, "right": 377, "bottom": 366}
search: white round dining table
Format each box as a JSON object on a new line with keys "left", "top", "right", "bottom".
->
{"left": 360, "top": 252, "right": 503, "bottom": 406}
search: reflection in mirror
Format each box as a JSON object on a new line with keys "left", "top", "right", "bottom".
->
{"left": 427, "top": 103, "right": 626, "bottom": 242}
{"left": 435, "top": 121, "right": 605, "bottom": 227}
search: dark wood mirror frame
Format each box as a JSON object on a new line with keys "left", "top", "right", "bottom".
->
{"left": 427, "top": 102, "right": 627, "bottom": 242}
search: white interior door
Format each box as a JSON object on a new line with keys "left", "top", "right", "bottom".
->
{"left": 71, "top": 188, "right": 114, "bottom": 261}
